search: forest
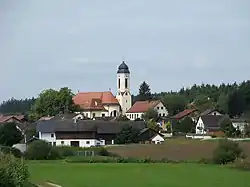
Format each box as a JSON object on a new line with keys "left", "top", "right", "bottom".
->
{"left": 0, "top": 80, "right": 250, "bottom": 119}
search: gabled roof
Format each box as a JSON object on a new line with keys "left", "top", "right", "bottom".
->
{"left": 0, "top": 115, "right": 24, "bottom": 123}
{"left": 126, "top": 100, "right": 161, "bottom": 113}
{"left": 73, "top": 91, "right": 119, "bottom": 111}
{"left": 200, "top": 115, "right": 226, "bottom": 129}
{"left": 36, "top": 118, "right": 146, "bottom": 134}
{"left": 200, "top": 108, "right": 219, "bottom": 116}
{"left": 172, "top": 109, "right": 196, "bottom": 120}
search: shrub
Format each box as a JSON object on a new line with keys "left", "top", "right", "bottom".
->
{"left": 0, "top": 146, "right": 22, "bottom": 158}
{"left": 25, "top": 140, "right": 60, "bottom": 160}
{"left": 54, "top": 146, "right": 75, "bottom": 157}
{"left": 213, "top": 139, "right": 244, "bottom": 164}
{"left": 0, "top": 152, "right": 29, "bottom": 187}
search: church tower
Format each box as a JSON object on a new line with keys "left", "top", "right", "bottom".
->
{"left": 116, "top": 61, "right": 132, "bottom": 115}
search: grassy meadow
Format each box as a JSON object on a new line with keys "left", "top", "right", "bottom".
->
{"left": 28, "top": 161, "right": 250, "bottom": 187}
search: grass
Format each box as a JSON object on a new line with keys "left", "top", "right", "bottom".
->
{"left": 28, "top": 161, "right": 250, "bottom": 187}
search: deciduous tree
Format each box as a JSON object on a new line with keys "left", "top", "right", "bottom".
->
{"left": 163, "top": 94, "right": 186, "bottom": 116}
{"left": 0, "top": 122, "right": 23, "bottom": 146}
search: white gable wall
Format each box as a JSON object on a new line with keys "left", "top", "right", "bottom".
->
{"left": 153, "top": 102, "right": 168, "bottom": 117}
{"left": 196, "top": 117, "right": 206, "bottom": 134}
{"left": 151, "top": 135, "right": 164, "bottom": 144}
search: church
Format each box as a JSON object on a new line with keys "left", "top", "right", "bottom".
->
{"left": 73, "top": 61, "right": 132, "bottom": 118}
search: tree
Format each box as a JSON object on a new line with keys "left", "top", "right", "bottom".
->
{"left": 146, "top": 119, "right": 160, "bottom": 132}
{"left": 163, "top": 94, "right": 186, "bottom": 116}
{"left": 244, "top": 124, "right": 250, "bottom": 137}
{"left": 213, "top": 139, "right": 243, "bottom": 164}
{"left": 220, "top": 117, "right": 236, "bottom": 137}
{"left": 0, "top": 152, "right": 29, "bottom": 187}
{"left": 137, "top": 81, "right": 152, "bottom": 101}
{"left": 115, "top": 125, "right": 140, "bottom": 144}
{"left": 217, "top": 92, "right": 229, "bottom": 114}
{"left": 116, "top": 115, "right": 129, "bottom": 121}
{"left": 142, "top": 108, "right": 159, "bottom": 121}
{"left": 29, "top": 87, "right": 80, "bottom": 120}
{"left": 178, "top": 117, "right": 195, "bottom": 133}
{"left": 228, "top": 90, "right": 246, "bottom": 117}
{"left": 194, "top": 94, "right": 216, "bottom": 111}
{"left": 0, "top": 122, "right": 23, "bottom": 146}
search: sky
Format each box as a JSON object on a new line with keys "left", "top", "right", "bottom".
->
{"left": 0, "top": 0, "right": 250, "bottom": 102}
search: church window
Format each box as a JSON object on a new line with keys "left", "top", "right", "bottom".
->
{"left": 125, "top": 78, "right": 128, "bottom": 88}
{"left": 118, "top": 78, "right": 121, "bottom": 89}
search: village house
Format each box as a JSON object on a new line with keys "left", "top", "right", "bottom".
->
{"left": 195, "top": 115, "right": 226, "bottom": 135}
{"left": 231, "top": 118, "right": 249, "bottom": 132}
{"left": 199, "top": 108, "right": 222, "bottom": 116}
{"left": 126, "top": 100, "right": 168, "bottom": 120}
{"left": 73, "top": 61, "right": 132, "bottom": 118}
{"left": 36, "top": 116, "right": 164, "bottom": 147}
{"left": 0, "top": 114, "right": 26, "bottom": 124}
{"left": 172, "top": 109, "right": 197, "bottom": 121}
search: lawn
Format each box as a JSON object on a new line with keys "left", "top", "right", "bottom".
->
{"left": 28, "top": 161, "right": 250, "bottom": 187}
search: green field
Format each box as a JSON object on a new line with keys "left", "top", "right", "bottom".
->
{"left": 28, "top": 162, "right": 250, "bottom": 187}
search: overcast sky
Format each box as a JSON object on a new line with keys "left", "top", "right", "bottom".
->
{"left": 0, "top": 0, "right": 250, "bottom": 102}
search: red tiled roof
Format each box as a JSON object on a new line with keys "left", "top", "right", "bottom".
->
{"left": 0, "top": 115, "right": 24, "bottom": 123}
{"left": 126, "top": 100, "right": 161, "bottom": 113}
{"left": 73, "top": 91, "right": 119, "bottom": 111}
{"left": 172, "top": 109, "right": 196, "bottom": 120}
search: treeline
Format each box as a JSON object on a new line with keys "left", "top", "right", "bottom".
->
{"left": 1, "top": 80, "right": 250, "bottom": 118}
{"left": 135, "top": 80, "right": 250, "bottom": 118}
{"left": 0, "top": 97, "right": 35, "bottom": 115}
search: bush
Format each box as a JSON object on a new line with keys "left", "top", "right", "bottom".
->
{"left": 213, "top": 139, "right": 244, "bottom": 165}
{"left": 54, "top": 146, "right": 76, "bottom": 157}
{"left": 0, "top": 152, "right": 29, "bottom": 187}
{"left": 25, "top": 140, "right": 61, "bottom": 160}
{"left": 0, "top": 146, "right": 22, "bottom": 158}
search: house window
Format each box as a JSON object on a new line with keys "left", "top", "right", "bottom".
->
{"left": 125, "top": 92, "right": 128, "bottom": 95}
{"left": 86, "top": 141, "right": 90, "bottom": 144}
{"left": 51, "top": 134, "right": 54, "bottom": 138}
{"left": 61, "top": 141, "right": 64, "bottom": 145}
{"left": 125, "top": 78, "right": 128, "bottom": 88}
{"left": 159, "top": 113, "right": 161, "bottom": 117}
{"left": 126, "top": 100, "right": 127, "bottom": 103}
{"left": 102, "top": 113, "right": 105, "bottom": 117}
{"left": 163, "top": 113, "right": 165, "bottom": 117}
{"left": 118, "top": 78, "right": 120, "bottom": 89}
{"left": 53, "top": 142, "right": 56, "bottom": 146}
{"left": 213, "top": 112, "right": 216, "bottom": 115}
{"left": 157, "top": 107, "right": 159, "bottom": 110}
{"left": 85, "top": 113, "right": 88, "bottom": 117}
{"left": 161, "top": 107, "right": 163, "bottom": 110}
{"left": 92, "top": 113, "right": 96, "bottom": 118}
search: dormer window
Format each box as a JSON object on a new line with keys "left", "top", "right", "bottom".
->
{"left": 95, "top": 101, "right": 98, "bottom": 106}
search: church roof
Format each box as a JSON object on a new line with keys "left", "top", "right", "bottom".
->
{"left": 117, "top": 61, "right": 130, "bottom": 74}
{"left": 126, "top": 100, "right": 161, "bottom": 113}
{"left": 73, "top": 91, "right": 119, "bottom": 111}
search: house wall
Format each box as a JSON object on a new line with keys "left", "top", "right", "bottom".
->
{"left": 153, "top": 102, "right": 169, "bottom": 117}
{"left": 195, "top": 117, "right": 206, "bottom": 134}
{"left": 82, "top": 111, "right": 109, "bottom": 118}
{"left": 126, "top": 112, "right": 144, "bottom": 120}
{"left": 55, "top": 139, "right": 105, "bottom": 147}
{"left": 151, "top": 135, "right": 164, "bottom": 144}
{"left": 103, "top": 104, "right": 121, "bottom": 117}
{"left": 232, "top": 122, "right": 248, "bottom": 132}
{"left": 39, "top": 132, "right": 56, "bottom": 143}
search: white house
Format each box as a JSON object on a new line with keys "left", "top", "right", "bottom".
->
{"left": 231, "top": 118, "right": 249, "bottom": 132}
{"left": 73, "top": 61, "right": 132, "bottom": 118}
{"left": 151, "top": 134, "right": 165, "bottom": 144}
{"left": 196, "top": 115, "right": 225, "bottom": 135}
{"left": 36, "top": 117, "right": 146, "bottom": 148}
{"left": 126, "top": 100, "right": 168, "bottom": 120}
